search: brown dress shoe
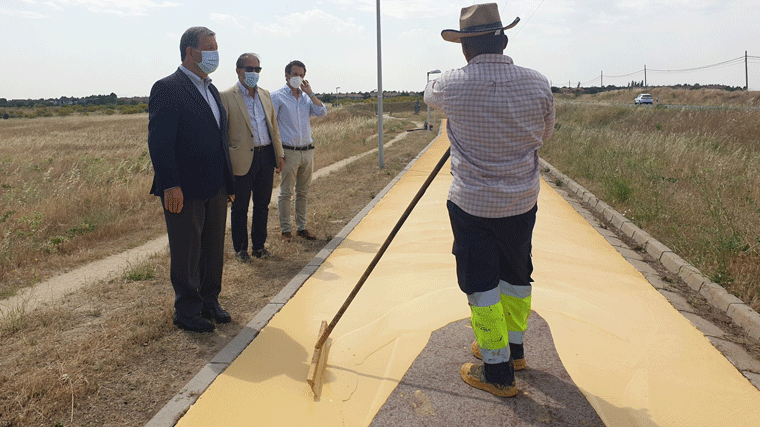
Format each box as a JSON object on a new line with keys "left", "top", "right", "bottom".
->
{"left": 297, "top": 229, "right": 317, "bottom": 240}
{"left": 281, "top": 232, "right": 292, "bottom": 242}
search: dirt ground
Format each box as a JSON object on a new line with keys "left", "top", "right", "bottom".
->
{"left": 0, "top": 121, "right": 437, "bottom": 427}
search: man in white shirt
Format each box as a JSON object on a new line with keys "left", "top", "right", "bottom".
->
{"left": 271, "top": 60, "right": 328, "bottom": 241}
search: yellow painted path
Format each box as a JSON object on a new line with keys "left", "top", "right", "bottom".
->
{"left": 177, "top": 127, "right": 760, "bottom": 427}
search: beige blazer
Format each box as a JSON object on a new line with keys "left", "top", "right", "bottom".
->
{"left": 220, "top": 83, "right": 284, "bottom": 176}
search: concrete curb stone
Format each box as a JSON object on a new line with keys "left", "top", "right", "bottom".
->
{"left": 679, "top": 267, "right": 709, "bottom": 292}
{"left": 727, "top": 304, "right": 760, "bottom": 342}
{"left": 645, "top": 239, "right": 671, "bottom": 262}
{"left": 631, "top": 228, "right": 653, "bottom": 248}
{"left": 699, "top": 282, "right": 744, "bottom": 313}
{"left": 619, "top": 221, "right": 639, "bottom": 239}
{"left": 660, "top": 251, "right": 687, "bottom": 275}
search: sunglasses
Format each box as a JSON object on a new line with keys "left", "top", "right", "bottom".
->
{"left": 240, "top": 66, "right": 262, "bottom": 73}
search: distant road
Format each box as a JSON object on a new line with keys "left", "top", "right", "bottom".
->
{"left": 557, "top": 99, "right": 760, "bottom": 111}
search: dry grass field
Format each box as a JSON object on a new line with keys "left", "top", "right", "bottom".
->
{"left": 0, "top": 105, "right": 438, "bottom": 426}
{"left": 0, "top": 106, "right": 398, "bottom": 301}
{"left": 561, "top": 86, "right": 760, "bottom": 107}
{"left": 545, "top": 90, "right": 760, "bottom": 311}
{"left": 0, "top": 114, "right": 163, "bottom": 300}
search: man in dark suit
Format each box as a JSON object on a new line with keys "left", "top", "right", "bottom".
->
{"left": 147, "top": 26, "right": 235, "bottom": 333}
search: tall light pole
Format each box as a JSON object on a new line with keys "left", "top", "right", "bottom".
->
{"left": 376, "top": 0, "right": 384, "bottom": 168}
{"left": 426, "top": 69, "right": 441, "bottom": 132}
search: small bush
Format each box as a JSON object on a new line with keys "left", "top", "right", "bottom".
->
{"left": 123, "top": 261, "right": 156, "bottom": 282}
{"left": 57, "top": 106, "right": 74, "bottom": 117}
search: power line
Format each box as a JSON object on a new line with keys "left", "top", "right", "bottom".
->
{"left": 648, "top": 57, "right": 744, "bottom": 73}
{"left": 605, "top": 69, "right": 645, "bottom": 79}
{"left": 573, "top": 54, "right": 757, "bottom": 88}
{"left": 510, "top": 0, "right": 546, "bottom": 39}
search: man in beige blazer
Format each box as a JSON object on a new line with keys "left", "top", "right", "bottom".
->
{"left": 220, "top": 53, "right": 285, "bottom": 261}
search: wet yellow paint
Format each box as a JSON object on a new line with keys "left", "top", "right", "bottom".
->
{"left": 177, "top": 125, "right": 760, "bottom": 427}
{"left": 532, "top": 182, "right": 760, "bottom": 426}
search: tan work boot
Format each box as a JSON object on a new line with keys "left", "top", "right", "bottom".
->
{"left": 471, "top": 341, "right": 527, "bottom": 370}
{"left": 460, "top": 362, "right": 518, "bottom": 398}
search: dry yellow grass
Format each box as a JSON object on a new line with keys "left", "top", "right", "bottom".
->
{"left": 0, "top": 114, "right": 162, "bottom": 298}
{"left": 0, "top": 108, "right": 416, "bottom": 301}
{"left": 543, "top": 100, "right": 760, "bottom": 310}
{"left": 560, "top": 87, "right": 760, "bottom": 107}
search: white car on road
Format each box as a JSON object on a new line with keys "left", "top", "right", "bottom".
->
{"left": 635, "top": 94, "right": 654, "bottom": 105}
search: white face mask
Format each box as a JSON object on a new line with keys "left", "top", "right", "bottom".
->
{"left": 194, "top": 49, "right": 219, "bottom": 74}
{"left": 288, "top": 76, "right": 303, "bottom": 89}
{"left": 244, "top": 72, "right": 259, "bottom": 88}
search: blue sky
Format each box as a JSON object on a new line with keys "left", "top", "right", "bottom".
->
{"left": 1, "top": 0, "right": 759, "bottom": 100}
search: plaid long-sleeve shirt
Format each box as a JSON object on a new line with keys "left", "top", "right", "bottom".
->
{"left": 424, "top": 54, "right": 555, "bottom": 218}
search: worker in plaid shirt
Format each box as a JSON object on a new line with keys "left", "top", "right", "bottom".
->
{"left": 424, "top": 3, "right": 555, "bottom": 398}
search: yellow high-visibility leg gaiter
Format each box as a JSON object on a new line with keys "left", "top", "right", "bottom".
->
{"left": 468, "top": 288, "right": 510, "bottom": 363}
{"left": 499, "top": 281, "right": 532, "bottom": 344}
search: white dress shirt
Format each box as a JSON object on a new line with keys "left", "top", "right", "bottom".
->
{"left": 179, "top": 65, "right": 221, "bottom": 128}
{"left": 271, "top": 86, "right": 327, "bottom": 147}
{"left": 237, "top": 81, "right": 271, "bottom": 147}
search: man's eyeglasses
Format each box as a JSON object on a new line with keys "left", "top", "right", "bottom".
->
{"left": 241, "top": 66, "right": 262, "bottom": 73}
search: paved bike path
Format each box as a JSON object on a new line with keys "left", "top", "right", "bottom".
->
{"left": 171, "top": 126, "right": 760, "bottom": 426}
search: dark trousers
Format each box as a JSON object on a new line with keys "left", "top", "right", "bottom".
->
{"left": 447, "top": 200, "right": 537, "bottom": 295}
{"left": 231, "top": 144, "right": 275, "bottom": 253}
{"left": 162, "top": 187, "right": 228, "bottom": 319}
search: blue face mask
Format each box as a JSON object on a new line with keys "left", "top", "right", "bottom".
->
{"left": 244, "top": 72, "right": 260, "bottom": 88}
{"left": 194, "top": 49, "right": 219, "bottom": 74}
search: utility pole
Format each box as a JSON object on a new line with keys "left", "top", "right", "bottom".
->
{"left": 601, "top": 71, "right": 603, "bottom": 88}
{"left": 746, "top": 51, "right": 749, "bottom": 90}
{"left": 644, "top": 65, "right": 647, "bottom": 87}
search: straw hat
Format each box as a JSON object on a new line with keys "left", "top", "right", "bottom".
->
{"left": 441, "top": 3, "right": 519, "bottom": 43}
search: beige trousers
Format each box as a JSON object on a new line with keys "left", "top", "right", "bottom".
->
{"left": 278, "top": 149, "right": 314, "bottom": 233}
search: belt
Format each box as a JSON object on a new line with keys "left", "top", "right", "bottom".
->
{"left": 252, "top": 145, "right": 272, "bottom": 152}
{"left": 282, "top": 144, "right": 314, "bottom": 151}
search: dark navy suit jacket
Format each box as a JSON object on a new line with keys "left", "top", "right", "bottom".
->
{"left": 148, "top": 68, "right": 234, "bottom": 200}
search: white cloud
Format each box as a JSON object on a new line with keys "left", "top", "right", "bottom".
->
{"left": 322, "top": 0, "right": 476, "bottom": 19}
{"left": 397, "top": 28, "right": 438, "bottom": 42}
{"left": 43, "top": 0, "right": 180, "bottom": 16}
{"left": 210, "top": 13, "right": 246, "bottom": 29}
{"left": 43, "top": 1, "right": 63, "bottom": 11}
{"left": 0, "top": 8, "right": 46, "bottom": 18}
{"left": 252, "top": 9, "right": 364, "bottom": 37}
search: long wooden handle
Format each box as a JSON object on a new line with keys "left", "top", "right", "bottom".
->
{"left": 314, "top": 147, "right": 451, "bottom": 349}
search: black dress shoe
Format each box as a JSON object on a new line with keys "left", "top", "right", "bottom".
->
{"left": 252, "top": 248, "right": 272, "bottom": 259}
{"left": 201, "top": 305, "right": 232, "bottom": 324}
{"left": 235, "top": 251, "right": 251, "bottom": 262}
{"left": 173, "top": 314, "right": 215, "bottom": 332}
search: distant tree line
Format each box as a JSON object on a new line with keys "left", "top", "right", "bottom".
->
{"left": 0, "top": 93, "right": 149, "bottom": 109}
{"left": 551, "top": 83, "right": 745, "bottom": 94}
